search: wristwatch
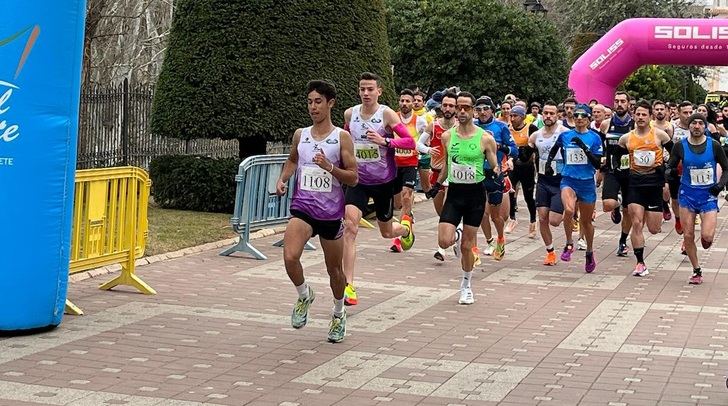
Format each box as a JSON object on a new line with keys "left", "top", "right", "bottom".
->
{"left": 385, "top": 138, "right": 391, "bottom": 148}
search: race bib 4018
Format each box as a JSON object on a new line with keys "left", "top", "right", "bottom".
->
{"left": 355, "top": 143, "right": 380, "bottom": 162}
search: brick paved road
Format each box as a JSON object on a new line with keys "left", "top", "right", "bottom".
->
{"left": 2, "top": 195, "right": 728, "bottom": 405}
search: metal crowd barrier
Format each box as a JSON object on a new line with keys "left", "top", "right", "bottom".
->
{"left": 220, "top": 154, "right": 316, "bottom": 260}
{"left": 66, "top": 166, "right": 156, "bottom": 315}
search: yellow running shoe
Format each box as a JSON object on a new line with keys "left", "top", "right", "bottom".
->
{"left": 472, "top": 246, "right": 481, "bottom": 267}
{"left": 493, "top": 238, "right": 506, "bottom": 261}
{"left": 344, "top": 284, "right": 358, "bottom": 306}
{"left": 400, "top": 214, "right": 415, "bottom": 250}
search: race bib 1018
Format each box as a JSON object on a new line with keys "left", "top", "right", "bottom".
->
{"left": 449, "top": 161, "right": 477, "bottom": 183}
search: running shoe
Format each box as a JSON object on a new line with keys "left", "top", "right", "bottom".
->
{"left": 689, "top": 272, "right": 703, "bottom": 285}
{"left": 572, "top": 220, "right": 580, "bottom": 233}
{"left": 434, "top": 248, "right": 445, "bottom": 262}
{"left": 632, "top": 263, "right": 649, "bottom": 277}
{"left": 663, "top": 208, "right": 672, "bottom": 221}
{"left": 453, "top": 225, "right": 463, "bottom": 258}
{"left": 327, "top": 310, "right": 347, "bottom": 343}
{"left": 484, "top": 239, "right": 495, "bottom": 256}
{"left": 390, "top": 238, "right": 403, "bottom": 253}
{"left": 617, "top": 242, "right": 630, "bottom": 257}
{"left": 493, "top": 238, "right": 506, "bottom": 261}
{"left": 400, "top": 215, "right": 415, "bottom": 250}
{"left": 528, "top": 222, "right": 537, "bottom": 239}
{"left": 291, "top": 286, "right": 315, "bottom": 329}
{"left": 544, "top": 251, "right": 557, "bottom": 266}
{"left": 344, "top": 284, "right": 358, "bottom": 306}
{"left": 585, "top": 253, "right": 597, "bottom": 273}
{"left": 611, "top": 207, "right": 622, "bottom": 224}
{"left": 458, "top": 287, "right": 475, "bottom": 305}
{"left": 675, "top": 218, "right": 683, "bottom": 235}
{"left": 472, "top": 247, "right": 481, "bottom": 267}
{"left": 577, "top": 238, "right": 587, "bottom": 251}
{"left": 505, "top": 218, "right": 518, "bottom": 234}
{"left": 561, "top": 243, "right": 574, "bottom": 262}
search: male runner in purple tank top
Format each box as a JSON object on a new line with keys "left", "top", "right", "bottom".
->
{"left": 341, "top": 72, "right": 418, "bottom": 306}
{"left": 276, "top": 80, "right": 358, "bottom": 343}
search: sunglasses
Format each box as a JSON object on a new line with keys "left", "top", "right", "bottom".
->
{"left": 574, "top": 112, "right": 590, "bottom": 119}
{"left": 457, "top": 105, "right": 473, "bottom": 112}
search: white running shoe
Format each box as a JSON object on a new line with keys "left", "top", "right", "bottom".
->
{"left": 453, "top": 225, "right": 463, "bottom": 258}
{"left": 484, "top": 240, "right": 495, "bottom": 256}
{"left": 577, "top": 238, "right": 587, "bottom": 251}
{"left": 458, "top": 287, "right": 474, "bottom": 305}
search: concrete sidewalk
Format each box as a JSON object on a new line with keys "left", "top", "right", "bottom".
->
{"left": 1, "top": 198, "right": 728, "bottom": 405}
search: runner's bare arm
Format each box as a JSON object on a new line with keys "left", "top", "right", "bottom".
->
{"left": 343, "top": 108, "right": 353, "bottom": 131}
{"left": 655, "top": 128, "right": 671, "bottom": 146}
{"left": 277, "top": 129, "right": 302, "bottom": 195}
{"left": 336, "top": 131, "right": 359, "bottom": 187}
{"left": 617, "top": 133, "right": 629, "bottom": 149}
{"left": 436, "top": 131, "right": 451, "bottom": 184}
{"left": 482, "top": 133, "right": 500, "bottom": 175}
{"left": 528, "top": 132, "right": 537, "bottom": 148}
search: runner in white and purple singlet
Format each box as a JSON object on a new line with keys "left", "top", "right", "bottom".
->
{"left": 276, "top": 80, "right": 358, "bottom": 343}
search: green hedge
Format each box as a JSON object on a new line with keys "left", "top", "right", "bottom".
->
{"left": 149, "top": 155, "right": 239, "bottom": 213}
{"left": 151, "top": 0, "right": 396, "bottom": 147}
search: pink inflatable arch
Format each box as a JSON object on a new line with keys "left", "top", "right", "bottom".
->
{"left": 569, "top": 18, "right": 728, "bottom": 104}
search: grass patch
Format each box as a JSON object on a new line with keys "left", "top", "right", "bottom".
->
{"left": 145, "top": 205, "right": 237, "bottom": 256}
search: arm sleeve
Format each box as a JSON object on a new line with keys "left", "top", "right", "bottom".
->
{"left": 547, "top": 135, "right": 562, "bottom": 162}
{"left": 585, "top": 151, "right": 602, "bottom": 169}
{"left": 713, "top": 139, "right": 728, "bottom": 188}
{"left": 666, "top": 141, "right": 683, "bottom": 171}
{"left": 584, "top": 135, "right": 603, "bottom": 169}
{"left": 389, "top": 123, "right": 416, "bottom": 149}
{"left": 417, "top": 132, "right": 432, "bottom": 154}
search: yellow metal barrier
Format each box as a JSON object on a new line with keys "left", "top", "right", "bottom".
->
{"left": 66, "top": 166, "right": 155, "bottom": 315}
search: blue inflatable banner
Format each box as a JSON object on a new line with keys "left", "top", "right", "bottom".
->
{"left": 0, "top": 1, "right": 87, "bottom": 331}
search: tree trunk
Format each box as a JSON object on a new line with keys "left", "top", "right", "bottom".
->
{"left": 238, "top": 135, "right": 267, "bottom": 160}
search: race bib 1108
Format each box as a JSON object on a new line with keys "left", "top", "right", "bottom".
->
{"left": 300, "top": 166, "right": 333, "bottom": 193}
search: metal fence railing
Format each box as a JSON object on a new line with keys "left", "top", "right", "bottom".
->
{"left": 77, "top": 79, "right": 240, "bottom": 169}
{"left": 220, "top": 154, "right": 314, "bottom": 259}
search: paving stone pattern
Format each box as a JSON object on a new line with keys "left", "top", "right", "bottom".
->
{"left": 2, "top": 195, "right": 728, "bottom": 405}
